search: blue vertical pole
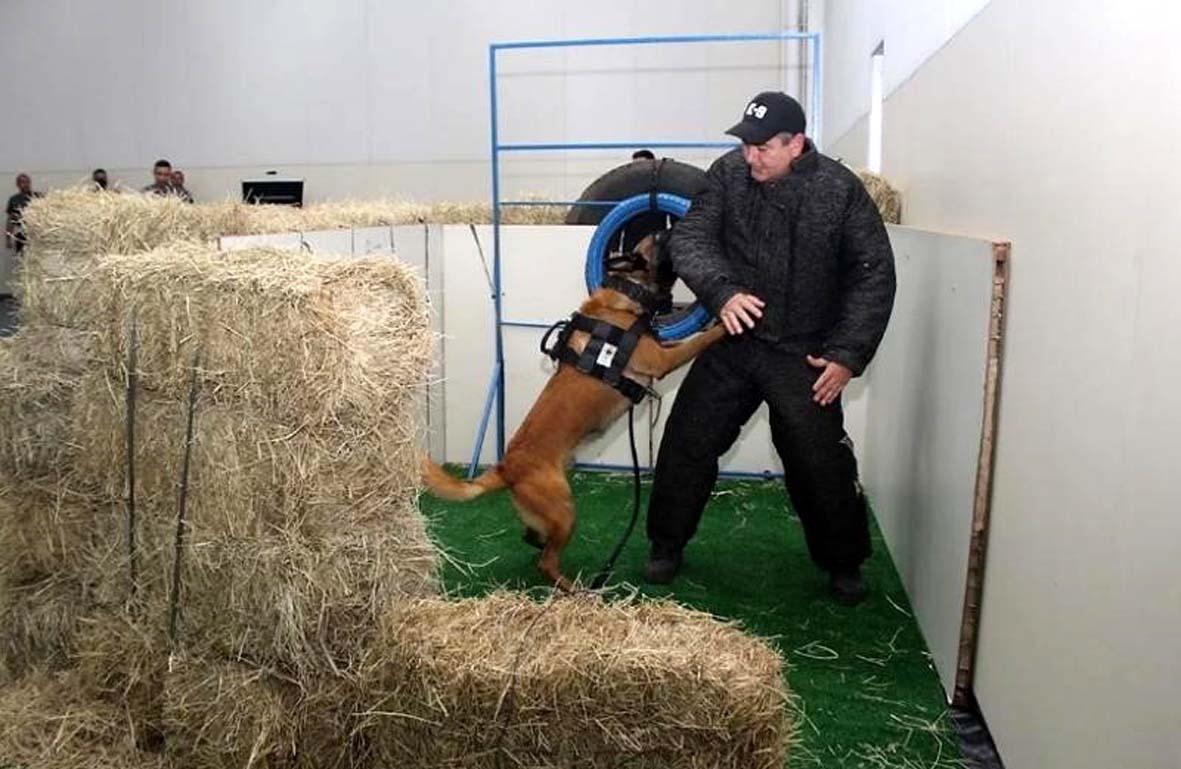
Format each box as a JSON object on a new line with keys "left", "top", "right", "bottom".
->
{"left": 489, "top": 45, "right": 507, "bottom": 461}
{"left": 467, "top": 360, "right": 502, "bottom": 478}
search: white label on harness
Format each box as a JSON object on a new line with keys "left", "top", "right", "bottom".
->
{"left": 596, "top": 343, "right": 619, "bottom": 368}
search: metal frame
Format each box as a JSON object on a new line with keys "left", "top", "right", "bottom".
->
{"left": 469, "top": 31, "right": 823, "bottom": 478}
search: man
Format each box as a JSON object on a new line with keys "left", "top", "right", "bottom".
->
{"left": 170, "top": 169, "right": 194, "bottom": 203}
{"left": 5, "top": 173, "right": 41, "bottom": 254}
{"left": 91, "top": 168, "right": 109, "bottom": 190}
{"left": 643, "top": 91, "right": 896, "bottom": 605}
{"left": 143, "top": 159, "right": 175, "bottom": 196}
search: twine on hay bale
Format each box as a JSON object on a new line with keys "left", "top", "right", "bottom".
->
{"left": 358, "top": 592, "right": 795, "bottom": 769}
{"left": 854, "top": 168, "right": 902, "bottom": 224}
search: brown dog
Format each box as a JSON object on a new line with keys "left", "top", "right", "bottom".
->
{"left": 422, "top": 233, "right": 725, "bottom": 590}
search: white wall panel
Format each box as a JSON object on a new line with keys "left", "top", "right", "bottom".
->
{"left": 826, "top": 1, "right": 1181, "bottom": 766}
{"left": 862, "top": 225, "right": 1003, "bottom": 699}
{"left": 356, "top": 226, "right": 394, "bottom": 257}
{"left": 440, "top": 224, "right": 498, "bottom": 467}
{"left": 821, "top": 0, "right": 991, "bottom": 154}
{"left": 299, "top": 229, "right": 354, "bottom": 256}
{"left": 1, "top": 0, "right": 803, "bottom": 201}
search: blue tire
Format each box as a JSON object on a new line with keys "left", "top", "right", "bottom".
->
{"left": 585, "top": 193, "right": 712, "bottom": 341}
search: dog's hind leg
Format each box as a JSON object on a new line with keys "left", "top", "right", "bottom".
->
{"left": 522, "top": 527, "right": 546, "bottom": 549}
{"left": 509, "top": 472, "right": 576, "bottom": 591}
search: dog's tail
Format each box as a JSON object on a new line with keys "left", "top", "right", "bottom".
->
{"left": 421, "top": 455, "right": 507, "bottom": 502}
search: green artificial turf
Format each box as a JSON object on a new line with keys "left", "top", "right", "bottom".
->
{"left": 421, "top": 470, "right": 962, "bottom": 768}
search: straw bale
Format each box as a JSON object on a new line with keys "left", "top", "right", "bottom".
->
{"left": 0, "top": 489, "right": 112, "bottom": 588}
{"left": 855, "top": 169, "right": 902, "bottom": 224}
{"left": 0, "top": 669, "right": 166, "bottom": 769}
{"left": 358, "top": 592, "right": 793, "bottom": 769}
{"left": 20, "top": 188, "right": 565, "bottom": 261}
{"left": 70, "top": 380, "right": 424, "bottom": 535}
{"left": 141, "top": 524, "right": 437, "bottom": 672}
{"left": 0, "top": 573, "right": 94, "bottom": 679}
{"left": 76, "top": 245, "right": 432, "bottom": 422}
{"left": 161, "top": 657, "right": 365, "bottom": 769}
{"left": 0, "top": 328, "right": 95, "bottom": 481}
{"left": 17, "top": 188, "right": 563, "bottom": 325}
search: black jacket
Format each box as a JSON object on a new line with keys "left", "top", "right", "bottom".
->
{"left": 670, "top": 144, "right": 896, "bottom": 375}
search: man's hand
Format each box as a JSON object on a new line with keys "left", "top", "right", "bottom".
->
{"left": 719, "top": 293, "right": 765, "bottom": 335}
{"left": 807, "top": 355, "right": 852, "bottom": 406}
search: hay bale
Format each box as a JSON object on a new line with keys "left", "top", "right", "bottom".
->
{"left": 2, "top": 244, "right": 439, "bottom": 674}
{"left": 854, "top": 169, "right": 902, "bottom": 224}
{"left": 17, "top": 188, "right": 565, "bottom": 324}
{"left": 136, "top": 525, "right": 437, "bottom": 671}
{"left": 0, "top": 574, "right": 94, "bottom": 679}
{"left": 0, "top": 490, "right": 109, "bottom": 587}
{"left": 76, "top": 245, "right": 432, "bottom": 421}
{"left": 161, "top": 657, "right": 365, "bottom": 769}
{"left": 0, "top": 328, "right": 95, "bottom": 481}
{"left": 70, "top": 382, "right": 426, "bottom": 534}
{"left": 0, "top": 670, "right": 166, "bottom": 769}
{"left": 162, "top": 659, "right": 300, "bottom": 769}
{"left": 358, "top": 592, "right": 793, "bottom": 769}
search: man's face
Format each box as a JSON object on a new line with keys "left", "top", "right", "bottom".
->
{"left": 16, "top": 174, "right": 31, "bottom": 194}
{"left": 154, "top": 165, "right": 172, "bottom": 186}
{"left": 171, "top": 170, "right": 185, "bottom": 187}
{"left": 741, "top": 133, "right": 805, "bottom": 183}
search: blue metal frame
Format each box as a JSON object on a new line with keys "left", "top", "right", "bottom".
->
{"left": 468, "top": 30, "right": 822, "bottom": 479}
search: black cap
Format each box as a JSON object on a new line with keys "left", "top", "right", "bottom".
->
{"left": 725, "top": 91, "right": 806, "bottom": 144}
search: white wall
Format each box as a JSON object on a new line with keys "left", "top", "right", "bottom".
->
{"left": 820, "top": 0, "right": 990, "bottom": 161}
{"left": 826, "top": 1, "right": 1181, "bottom": 768}
{"left": 0, "top": 0, "right": 816, "bottom": 204}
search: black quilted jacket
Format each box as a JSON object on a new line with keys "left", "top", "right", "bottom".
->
{"left": 669, "top": 143, "right": 896, "bottom": 375}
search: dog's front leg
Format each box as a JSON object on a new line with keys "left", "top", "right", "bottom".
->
{"left": 632, "top": 324, "right": 726, "bottom": 379}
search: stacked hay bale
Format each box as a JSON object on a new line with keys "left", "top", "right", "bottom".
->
{"left": 854, "top": 169, "right": 903, "bottom": 224}
{"left": 17, "top": 189, "right": 563, "bottom": 327}
{"left": 359, "top": 593, "right": 793, "bottom": 769}
{"left": 1, "top": 190, "right": 794, "bottom": 768}
{"left": 2, "top": 227, "right": 442, "bottom": 764}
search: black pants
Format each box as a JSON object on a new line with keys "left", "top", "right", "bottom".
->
{"left": 647, "top": 335, "right": 870, "bottom": 573}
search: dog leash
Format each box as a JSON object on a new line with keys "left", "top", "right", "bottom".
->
{"left": 589, "top": 404, "right": 642, "bottom": 590}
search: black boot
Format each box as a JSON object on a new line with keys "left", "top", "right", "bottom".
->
{"left": 643, "top": 544, "right": 683, "bottom": 585}
{"left": 829, "top": 568, "right": 868, "bottom": 606}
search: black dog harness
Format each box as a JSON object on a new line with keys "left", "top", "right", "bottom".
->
{"left": 540, "top": 276, "right": 663, "bottom": 404}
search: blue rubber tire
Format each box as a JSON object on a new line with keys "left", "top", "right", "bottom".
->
{"left": 585, "top": 193, "right": 712, "bottom": 341}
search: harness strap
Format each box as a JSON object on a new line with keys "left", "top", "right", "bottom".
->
{"left": 540, "top": 312, "right": 653, "bottom": 404}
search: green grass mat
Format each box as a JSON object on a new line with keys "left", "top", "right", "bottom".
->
{"left": 421, "top": 470, "right": 962, "bottom": 768}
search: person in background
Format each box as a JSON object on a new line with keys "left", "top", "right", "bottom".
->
{"left": 642, "top": 91, "right": 896, "bottom": 605}
{"left": 632, "top": 149, "right": 656, "bottom": 161}
{"left": 143, "top": 159, "right": 175, "bottom": 196}
{"left": 91, "top": 168, "right": 109, "bottom": 191}
{"left": 6, "top": 173, "right": 41, "bottom": 254}
{"left": 170, "top": 169, "right": 194, "bottom": 203}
